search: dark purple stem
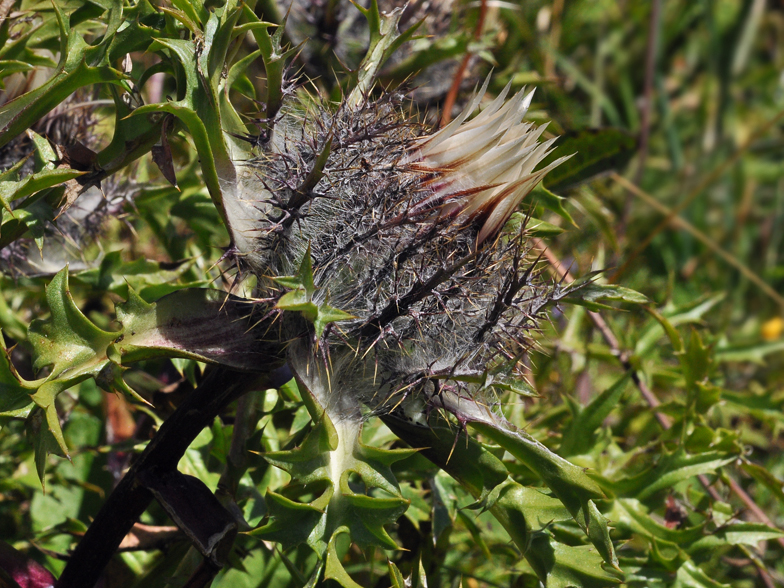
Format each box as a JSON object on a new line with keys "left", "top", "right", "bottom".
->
{"left": 56, "top": 368, "right": 267, "bottom": 588}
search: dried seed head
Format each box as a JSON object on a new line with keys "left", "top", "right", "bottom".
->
{"left": 277, "top": 0, "right": 464, "bottom": 104}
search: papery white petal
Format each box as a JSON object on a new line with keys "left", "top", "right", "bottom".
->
{"left": 408, "top": 83, "right": 567, "bottom": 243}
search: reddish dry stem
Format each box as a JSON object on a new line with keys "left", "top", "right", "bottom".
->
{"left": 440, "top": 0, "right": 488, "bottom": 128}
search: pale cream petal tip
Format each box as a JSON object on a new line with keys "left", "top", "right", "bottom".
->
{"left": 408, "top": 84, "right": 568, "bottom": 243}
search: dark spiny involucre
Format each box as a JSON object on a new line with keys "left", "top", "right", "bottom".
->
{"left": 229, "top": 81, "right": 569, "bottom": 421}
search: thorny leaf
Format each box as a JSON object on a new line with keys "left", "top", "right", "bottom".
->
{"left": 0, "top": 167, "right": 84, "bottom": 208}
{"left": 382, "top": 413, "right": 621, "bottom": 587}
{"left": 0, "top": 331, "right": 37, "bottom": 417}
{"left": 688, "top": 522, "right": 784, "bottom": 552}
{"left": 672, "top": 561, "right": 730, "bottom": 588}
{"left": 348, "top": 0, "right": 423, "bottom": 107}
{"left": 471, "top": 420, "right": 619, "bottom": 571}
{"left": 526, "top": 533, "right": 622, "bottom": 588}
{"left": 324, "top": 527, "right": 364, "bottom": 588}
{"left": 28, "top": 268, "right": 119, "bottom": 381}
{"left": 252, "top": 382, "right": 412, "bottom": 566}
{"left": 563, "top": 283, "right": 649, "bottom": 311}
{"left": 20, "top": 268, "right": 284, "bottom": 480}
{"left": 113, "top": 286, "right": 283, "bottom": 370}
{"left": 560, "top": 372, "right": 631, "bottom": 457}
{"left": 607, "top": 447, "right": 738, "bottom": 500}
{"left": 0, "top": 0, "right": 126, "bottom": 149}
{"left": 274, "top": 247, "right": 355, "bottom": 339}
{"left": 240, "top": 6, "right": 297, "bottom": 124}
{"left": 531, "top": 184, "right": 577, "bottom": 227}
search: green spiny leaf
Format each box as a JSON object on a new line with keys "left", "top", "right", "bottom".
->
{"left": 527, "top": 217, "right": 565, "bottom": 237}
{"left": 106, "top": 0, "right": 163, "bottom": 63}
{"left": 740, "top": 462, "right": 784, "bottom": 506}
{"left": 610, "top": 499, "right": 706, "bottom": 545}
{"left": 381, "top": 413, "right": 508, "bottom": 500}
{"left": 275, "top": 247, "right": 355, "bottom": 338}
{"left": 0, "top": 168, "right": 85, "bottom": 206}
{"left": 264, "top": 420, "right": 335, "bottom": 485}
{"left": 42, "top": 401, "right": 68, "bottom": 460}
{"left": 681, "top": 328, "right": 711, "bottom": 393}
{"left": 715, "top": 338, "right": 784, "bottom": 364}
{"left": 0, "top": 2, "right": 126, "bottom": 149}
{"left": 531, "top": 184, "right": 577, "bottom": 227}
{"left": 348, "top": 0, "right": 423, "bottom": 108}
{"left": 259, "top": 382, "right": 409, "bottom": 558}
{"left": 672, "top": 561, "right": 729, "bottom": 588}
{"left": 382, "top": 413, "right": 618, "bottom": 584}
{"left": 250, "top": 488, "right": 333, "bottom": 548}
{"left": 0, "top": 153, "right": 30, "bottom": 182}
{"left": 564, "top": 283, "right": 649, "bottom": 311}
{"left": 526, "top": 533, "right": 623, "bottom": 588}
{"left": 0, "top": 60, "right": 34, "bottom": 80}
{"left": 96, "top": 358, "right": 151, "bottom": 407}
{"left": 241, "top": 6, "right": 298, "bottom": 122}
{"left": 469, "top": 421, "right": 605, "bottom": 505}
{"left": 687, "top": 522, "right": 784, "bottom": 553}
{"left": 608, "top": 447, "right": 737, "bottom": 500}
{"left": 469, "top": 421, "right": 619, "bottom": 570}
{"left": 324, "top": 527, "right": 363, "bottom": 588}
{"left": 134, "top": 30, "right": 237, "bottom": 226}
{"left": 0, "top": 330, "right": 36, "bottom": 416}
{"left": 73, "top": 250, "right": 197, "bottom": 300}
{"left": 206, "top": 6, "right": 242, "bottom": 93}
{"left": 388, "top": 560, "right": 405, "bottom": 588}
{"left": 27, "top": 129, "right": 56, "bottom": 171}
{"left": 645, "top": 307, "right": 685, "bottom": 354}
{"left": 94, "top": 85, "right": 162, "bottom": 178}
{"left": 338, "top": 480, "right": 408, "bottom": 549}
{"left": 114, "top": 287, "right": 282, "bottom": 371}
{"left": 412, "top": 556, "right": 428, "bottom": 588}
{"left": 29, "top": 268, "right": 119, "bottom": 379}
{"left": 27, "top": 406, "right": 61, "bottom": 488}
{"left": 171, "top": 0, "right": 208, "bottom": 27}
{"left": 560, "top": 372, "right": 631, "bottom": 457}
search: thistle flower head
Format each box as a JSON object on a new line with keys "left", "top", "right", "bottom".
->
{"left": 228, "top": 81, "right": 568, "bottom": 419}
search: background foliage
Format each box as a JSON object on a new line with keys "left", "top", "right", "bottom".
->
{"left": 1, "top": 1, "right": 784, "bottom": 587}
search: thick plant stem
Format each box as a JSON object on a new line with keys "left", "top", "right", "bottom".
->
{"left": 56, "top": 369, "right": 267, "bottom": 588}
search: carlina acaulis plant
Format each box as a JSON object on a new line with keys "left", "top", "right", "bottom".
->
{"left": 5, "top": 2, "right": 778, "bottom": 588}
{"left": 0, "top": 1, "right": 630, "bottom": 587}
{"left": 220, "top": 9, "right": 620, "bottom": 583}
{"left": 228, "top": 64, "right": 623, "bottom": 582}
